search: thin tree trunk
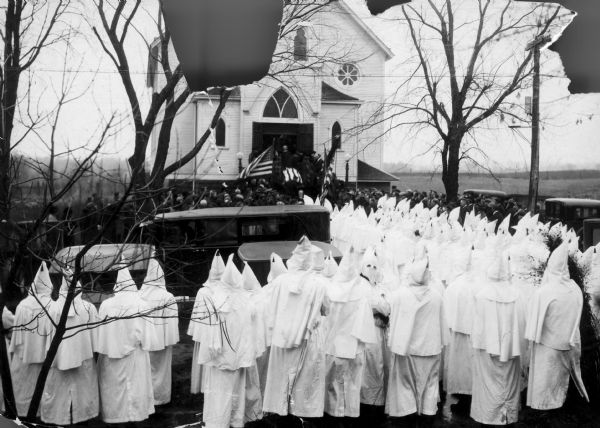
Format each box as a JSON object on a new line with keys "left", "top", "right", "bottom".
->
{"left": 441, "top": 135, "right": 462, "bottom": 202}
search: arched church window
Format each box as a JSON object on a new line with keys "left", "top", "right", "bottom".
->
{"left": 332, "top": 121, "right": 342, "bottom": 150}
{"left": 294, "top": 28, "right": 307, "bottom": 61}
{"left": 215, "top": 118, "right": 226, "bottom": 147}
{"left": 263, "top": 89, "right": 298, "bottom": 118}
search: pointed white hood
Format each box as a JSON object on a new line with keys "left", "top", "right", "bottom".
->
{"left": 334, "top": 246, "right": 357, "bottom": 283}
{"left": 286, "top": 235, "right": 313, "bottom": 272}
{"left": 541, "top": 242, "right": 571, "bottom": 288}
{"left": 409, "top": 258, "right": 430, "bottom": 287}
{"left": 360, "top": 247, "right": 380, "bottom": 284}
{"left": 242, "top": 262, "right": 261, "bottom": 291}
{"left": 267, "top": 252, "right": 287, "bottom": 283}
{"left": 114, "top": 265, "right": 138, "bottom": 293}
{"left": 140, "top": 258, "right": 170, "bottom": 303}
{"left": 309, "top": 245, "right": 325, "bottom": 273}
{"left": 221, "top": 254, "right": 242, "bottom": 289}
{"left": 32, "top": 261, "right": 53, "bottom": 300}
{"left": 323, "top": 252, "right": 338, "bottom": 278}
{"left": 208, "top": 250, "right": 226, "bottom": 283}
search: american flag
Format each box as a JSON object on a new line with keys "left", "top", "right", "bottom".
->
{"left": 239, "top": 145, "right": 274, "bottom": 179}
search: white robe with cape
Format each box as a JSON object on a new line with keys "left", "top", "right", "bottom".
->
{"left": 196, "top": 259, "right": 262, "bottom": 428}
{"left": 96, "top": 268, "right": 157, "bottom": 423}
{"left": 443, "top": 269, "right": 477, "bottom": 395}
{"left": 386, "top": 283, "right": 444, "bottom": 416}
{"left": 525, "top": 245, "right": 588, "bottom": 409}
{"left": 360, "top": 280, "right": 391, "bottom": 406}
{"left": 139, "top": 258, "right": 180, "bottom": 405}
{"left": 263, "top": 246, "right": 329, "bottom": 417}
{"left": 8, "top": 262, "right": 53, "bottom": 417}
{"left": 41, "top": 287, "right": 100, "bottom": 425}
{"left": 470, "top": 276, "right": 525, "bottom": 425}
{"left": 324, "top": 272, "right": 377, "bottom": 417}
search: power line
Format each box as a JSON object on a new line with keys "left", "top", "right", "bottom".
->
{"left": 27, "top": 67, "right": 573, "bottom": 80}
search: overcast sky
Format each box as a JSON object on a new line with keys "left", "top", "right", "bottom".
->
{"left": 13, "top": 0, "right": 600, "bottom": 172}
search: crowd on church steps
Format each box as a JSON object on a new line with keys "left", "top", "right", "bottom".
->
{"left": 2, "top": 195, "right": 600, "bottom": 427}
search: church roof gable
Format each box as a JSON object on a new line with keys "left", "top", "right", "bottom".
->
{"left": 336, "top": 0, "right": 394, "bottom": 61}
{"left": 321, "top": 82, "right": 361, "bottom": 103}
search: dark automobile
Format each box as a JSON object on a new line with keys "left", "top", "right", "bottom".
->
{"left": 462, "top": 189, "right": 508, "bottom": 200}
{"left": 146, "top": 205, "right": 331, "bottom": 296}
{"left": 544, "top": 198, "right": 600, "bottom": 237}
{"left": 238, "top": 240, "right": 342, "bottom": 285}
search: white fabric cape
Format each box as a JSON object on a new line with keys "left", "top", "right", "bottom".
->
{"left": 471, "top": 282, "right": 523, "bottom": 362}
{"left": 388, "top": 285, "right": 445, "bottom": 357}
{"left": 96, "top": 268, "right": 157, "bottom": 359}
{"left": 268, "top": 271, "right": 328, "bottom": 349}
{"left": 324, "top": 278, "right": 377, "bottom": 359}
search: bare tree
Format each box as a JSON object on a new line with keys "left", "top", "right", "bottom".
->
{"left": 1, "top": 0, "right": 73, "bottom": 221}
{"left": 362, "top": 0, "right": 568, "bottom": 202}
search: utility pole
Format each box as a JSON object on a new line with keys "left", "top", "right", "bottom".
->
{"left": 525, "top": 34, "right": 551, "bottom": 214}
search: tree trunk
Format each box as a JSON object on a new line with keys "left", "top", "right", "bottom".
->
{"left": 0, "top": 301, "right": 16, "bottom": 419}
{"left": 441, "top": 135, "right": 462, "bottom": 203}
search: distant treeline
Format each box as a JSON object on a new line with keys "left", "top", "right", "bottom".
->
{"left": 390, "top": 170, "right": 600, "bottom": 180}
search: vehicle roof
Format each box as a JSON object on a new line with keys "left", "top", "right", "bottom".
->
{"left": 238, "top": 241, "right": 342, "bottom": 262}
{"left": 153, "top": 205, "right": 330, "bottom": 222}
{"left": 545, "top": 198, "right": 600, "bottom": 207}
{"left": 463, "top": 189, "right": 508, "bottom": 197}
{"left": 50, "top": 243, "right": 154, "bottom": 273}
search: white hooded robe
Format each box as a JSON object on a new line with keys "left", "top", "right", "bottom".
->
{"left": 139, "top": 258, "right": 180, "bottom": 405}
{"left": 263, "top": 238, "right": 329, "bottom": 417}
{"left": 96, "top": 266, "right": 157, "bottom": 423}
{"left": 187, "top": 251, "right": 226, "bottom": 394}
{"left": 324, "top": 247, "right": 377, "bottom": 417}
{"left": 359, "top": 248, "right": 391, "bottom": 407}
{"left": 386, "top": 259, "right": 445, "bottom": 417}
{"left": 525, "top": 243, "right": 588, "bottom": 410}
{"left": 443, "top": 247, "right": 477, "bottom": 395}
{"left": 41, "top": 278, "right": 100, "bottom": 425}
{"left": 8, "top": 262, "right": 54, "bottom": 417}
{"left": 470, "top": 252, "right": 525, "bottom": 425}
{"left": 197, "top": 255, "right": 262, "bottom": 428}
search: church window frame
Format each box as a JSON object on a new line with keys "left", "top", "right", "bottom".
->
{"left": 332, "top": 121, "right": 342, "bottom": 151}
{"left": 263, "top": 88, "right": 299, "bottom": 119}
{"left": 294, "top": 27, "right": 308, "bottom": 61}
{"left": 215, "top": 118, "right": 226, "bottom": 147}
{"left": 337, "top": 63, "right": 360, "bottom": 86}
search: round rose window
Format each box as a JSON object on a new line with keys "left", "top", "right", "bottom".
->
{"left": 337, "top": 63, "right": 359, "bottom": 86}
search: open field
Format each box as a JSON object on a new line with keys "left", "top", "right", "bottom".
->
{"left": 391, "top": 172, "right": 600, "bottom": 199}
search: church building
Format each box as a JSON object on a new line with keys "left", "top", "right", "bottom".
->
{"left": 148, "top": 0, "right": 397, "bottom": 191}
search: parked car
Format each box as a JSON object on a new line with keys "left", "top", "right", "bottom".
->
{"left": 49, "top": 243, "right": 154, "bottom": 307}
{"left": 462, "top": 189, "right": 508, "bottom": 200}
{"left": 583, "top": 219, "right": 600, "bottom": 250}
{"left": 238, "top": 240, "right": 342, "bottom": 285}
{"left": 544, "top": 198, "right": 600, "bottom": 237}
{"left": 145, "top": 205, "right": 331, "bottom": 296}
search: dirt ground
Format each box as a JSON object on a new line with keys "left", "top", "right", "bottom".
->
{"left": 66, "top": 307, "right": 600, "bottom": 428}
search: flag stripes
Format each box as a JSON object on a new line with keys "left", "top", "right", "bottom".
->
{"left": 239, "top": 145, "right": 274, "bottom": 179}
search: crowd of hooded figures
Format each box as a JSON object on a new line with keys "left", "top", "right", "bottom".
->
{"left": 189, "top": 196, "right": 598, "bottom": 428}
{"left": 0, "top": 257, "right": 179, "bottom": 425}
{"left": 2, "top": 193, "right": 600, "bottom": 427}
